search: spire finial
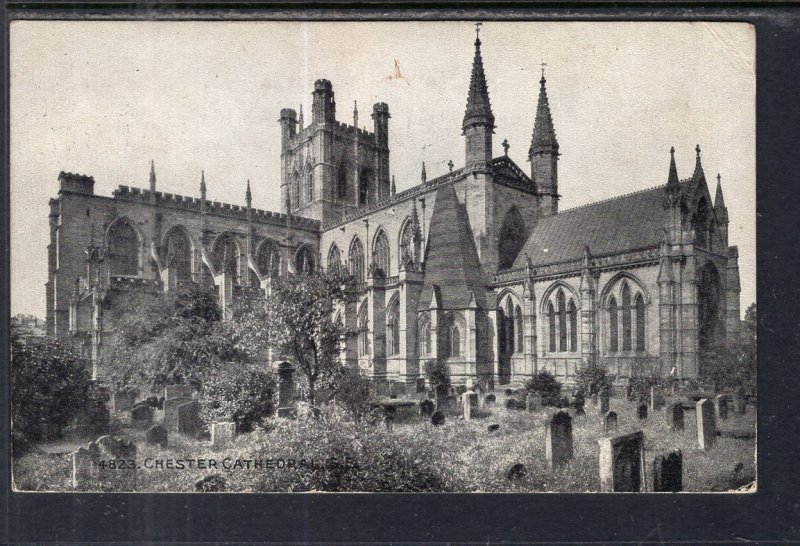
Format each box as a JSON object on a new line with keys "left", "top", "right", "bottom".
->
{"left": 149, "top": 159, "right": 156, "bottom": 191}
{"left": 667, "top": 146, "right": 680, "bottom": 193}
{"left": 448, "top": 159, "right": 454, "bottom": 172}
{"left": 246, "top": 179, "right": 252, "bottom": 206}
{"left": 502, "top": 139, "right": 510, "bottom": 156}
{"left": 696, "top": 144, "right": 701, "bottom": 156}
{"left": 670, "top": 146, "right": 675, "bottom": 156}
{"left": 475, "top": 22, "right": 482, "bottom": 43}
{"left": 391, "top": 175, "right": 396, "bottom": 196}
{"left": 717, "top": 172, "right": 721, "bottom": 184}
{"left": 353, "top": 100, "right": 358, "bottom": 128}
{"left": 200, "top": 170, "right": 207, "bottom": 197}
{"left": 540, "top": 60, "right": 547, "bottom": 81}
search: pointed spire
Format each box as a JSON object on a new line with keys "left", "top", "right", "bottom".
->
{"left": 693, "top": 144, "right": 705, "bottom": 182}
{"left": 200, "top": 170, "right": 207, "bottom": 200}
{"left": 410, "top": 197, "right": 421, "bottom": 240}
{"left": 667, "top": 146, "right": 680, "bottom": 195}
{"left": 353, "top": 100, "right": 358, "bottom": 128}
{"left": 529, "top": 70, "right": 558, "bottom": 158}
{"left": 462, "top": 24, "right": 495, "bottom": 132}
{"left": 298, "top": 104, "right": 304, "bottom": 127}
{"left": 149, "top": 160, "right": 156, "bottom": 192}
{"left": 421, "top": 161, "right": 427, "bottom": 184}
{"left": 715, "top": 173, "right": 728, "bottom": 223}
{"left": 245, "top": 179, "right": 252, "bottom": 207}
{"left": 391, "top": 174, "right": 396, "bottom": 196}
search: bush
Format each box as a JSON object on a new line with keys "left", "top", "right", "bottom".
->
{"left": 424, "top": 359, "right": 451, "bottom": 398}
{"left": 525, "top": 370, "right": 562, "bottom": 406}
{"left": 198, "top": 362, "right": 277, "bottom": 433}
{"left": 574, "top": 360, "right": 615, "bottom": 397}
{"left": 332, "top": 367, "right": 373, "bottom": 420}
{"left": 628, "top": 356, "right": 665, "bottom": 401}
{"left": 11, "top": 334, "right": 108, "bottom": 447}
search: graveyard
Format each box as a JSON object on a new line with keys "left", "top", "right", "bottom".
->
{"left": 12, "top": 385, "right": 756, "bottom": 493}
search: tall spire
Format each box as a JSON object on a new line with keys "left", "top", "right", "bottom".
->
{"left": 298, "top": 104, "right": 304, "bottom": 127}
{"left": 714, "top": 173, "right": 728, "bottom": 224}
{"left": 353, "top": 100, "right": 358, "bottom": 128}
{"left": 529, "top": 67, "right": 560, "bottom": 215}
{"left": 245, "top": 179, "right": 252, "bottom": 207}
{"left": 200, "top": 170, "right": 207, "bottom": 200}
{"left": 391, "top": 174, "right": 396, "bottom": 196}
{"left": 149, "top": 160, "right": 156, "bottom": 192}
{"left": 529, "top": 71, "right": 559, "bottom": 158}
{"left": 462, "top": 24, "right": 495, "bottom": 133}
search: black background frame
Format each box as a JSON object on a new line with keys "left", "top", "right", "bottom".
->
{"left": 2, "top": 3, "right": 799, "bottom": 544}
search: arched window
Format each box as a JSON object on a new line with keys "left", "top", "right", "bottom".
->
{"left": 290, "top": 170, "right": 300, "bottom": 210}
{"left": 256, "top": 239, "right": 281, "bottom": 278}
{"left": 349, "top": 237, "right": 364, "bottom": 283}
{"left": 449, "top": 325, "right": 461, "bottom": 358}
{"left": 621, "top": 282, "right": 632, "bottom": 351}
{"left": 357, "top": 303, "right": 369, "bottom": 357}
{"left": 515, "top": 305, "right": 524, "bottom": 353}
{"left": 164, "top": 226, "right": 192, "bottom": 282}
{"left": 498, "top": 207, "right": 527, "bottom": 269}
{"left": 568, "top": 300, "right": 578, "bottom": 352}
{"left": 327, "top": 244, "right": 341, "bottom": 273}
{"left": 609, "top": 296, "right": 619, "bottom": 352}
{"left": 373, "top": 230, "right": 390, "bottom": 277}
{"left": 107, "top": 219, "right": 139, "bottom": 276}
{"left": 557, "top": 289, "right": 567, "bottom": 352}
{"left": 548, "top": 302, "right": 556, "bottom": 353}
{"left": 497, "top": 307, "right": 507, "bottom": 355}
{"left": 305, "top": 167, "right": 314, "bottom": 204}
{"left": 212, "top": 232, "right": 239, "bottom": 283}
{"left": 506, "top": 299, "right": 515, "bottom": 354}
{"left": 693, "top": 197, "right": 709, "bottom": 248}
{"left": 359, "top": 169, "right": 371, "bottom": 206}
{"left": 386, "top": 298, "right": 400, "bottom": 356}
{"left": 399, "top": 218, "right": 420, "bottom": 268}
{"left": 295, "top": 245, "right": 315, "bottom": 274}
{"left": 635, "top": 293, "right": 645, "bottom": 351}
{"left": 418, "top": 315, "right": 431, "bottom": 356}
{"left": 337, "top": 164, "right": 348, "bottom": 201}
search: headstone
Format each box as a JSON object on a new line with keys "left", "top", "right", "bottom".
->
{"left": 383, "top": 405, "right": 397, "bottom": 430}
{"left": 164, "top": 384, "right": 193, "bottom": 401}
{"left": 463, "top": 390, "right": 478, "bottom": 421}
{"left": 733, "top": 392, "right": 748, "bottom": 415}
{"left": 431, "top": 410, "right": 446, "bottom": 426}
{"left": 177, "top": 400, "right": 201, "bottom": 437}
{"left": 598, "top": 431, "right": 645, "bottom": 492}
{"left": 505, "top": 398, "right": 518, "bottom": 410}
{"left": 485, "top": 393, "right": 496, "bottom": 405}
{"left": 574, "top": 403, "right": 586, "bottom": 417}
{"left": 668, "top": 402, "right": 684, "bottom": 431}
{"left": 626, "top": 384, "right": 634, "bottom": 401}
{"left": 416, "top": 377, "right": 426, "bottom": 393}
{"left": 487, "top": 423, "right": 500, "bottom": 433}
{"left": 600, "top": 390, "right": 610, "bottom": 414}
{"left": 604, "top": 411, "right": 618, "bottom": 434}
{"left": 526, "top": 392, "right": 542, "bottom": 412}
{"left": 419, "top": 399, "right": 435, "bottom": 417}
{"left": 696, "top": 398, "right": 716, "bottom": 450}
{"left": 590, "top": 393, "right": 599, "bottom": 407}
{"left": 195, "top": 474, "right": 227, "bottom": 492}
{"left": 545, "top": 410, "right": 573, "bottom": 468}
{"left": 211, "top": 421, "right": 236, "bottom": 448}
{"left": 163, "top": 396, "right": 191, "bottom": 431}
{"left": 72, "top": 435, "right": 137, "bottom": 490}
{"left": 714, "top": 394, "right": 729, "bottom": 421}
{"left": 506, "top": 463, "right": 527, "bottom": 481}
{"left": 112, "top": 391, "right": 136, "bottom": 413}
{"left": 145, "top": 424, "right": 168, "bottom": 448}
{"left": 637, "top": 402, "right": 648, "bottom": 420}
{"left": 653, "top": 450, "right": 683, "bottom": 492}
{"left": 131, "top": 404, "right": 154, "bottom": 430}
{"left": 276, "top": 362, "right": 295, "bottom": 409}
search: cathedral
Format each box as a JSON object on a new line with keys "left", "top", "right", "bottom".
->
{"left": 46, "top": 31, "right": 741, "bottom": 387}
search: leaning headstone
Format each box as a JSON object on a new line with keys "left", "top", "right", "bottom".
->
{"left": 600, "top": 390, "right": 610, "bottom": 414}
{"left": 145, "top": 424, "right": 168, "bottom": 448}
{"left": 637, "top": 402, "right": 648, "bottom": 420}
{"left": 506, "top": 463, "right": 527, "bottom": 481}
{"left": 195, "top": 474, "right": 227, "bottom": 492}
{"left": 668, "top": 403, "right": 684, "bottom": 431}
{"left": 485, "top": 393, "right": 496, "bottom": 405}
{"left": 163, "top": 396, "right": 192, "bottom": 431}
{"left": 526, "top": 392, "right": 542, "bottom": 412}
{"left": 419, "top": 399, "right": 435, "bottom": 417}
{"left": 604, "top": 411, "right": 618, "bottom": 434}
{"left": 598, "top": 431, "right": 645, "bottom": 492}
{"left": 177, "top": 400, "right": 201, "bottom": 437}
{"left": 131, "top": 403, "right": 154, "bottom": 430}
{"left": 112, "top": 391, "right": 136, "bottom": 413}
{"left": 653, "top": 450, "right": 683, "bottom": 492}
{"left": 714, "top": 394, "right": 729, "bottom": 421}
{"left": 431, "top": 410, "right": 446, "bottom": 426}
{"left": 696, "top": 398, "right": 717, "bottom": 451}
{"left": 545, "top": 410, "right": 573, "bottom": 468}
{"left": 211, "top": 422, "right": 236, "bottom": 448}
{"left": 164, "top": 384, "right": 193, "bottom": 401}
{"left": 72, "top": 435, "right": 137, "bottom": 490}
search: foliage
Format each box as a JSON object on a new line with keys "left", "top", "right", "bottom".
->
{"left": 573, "top": 360, "right": 615, "bottom": 397}
{"left": 198, "top": 361, "right": 277, "bottom": 433}
{"left": 424, "top": 359, "right": 451, "bottom": 397}
{"left": 11, "top": 334, "right": 108, "bottom": 446}
{"left": 102, "top": 285, "right": 244, "bottom": 394}
{"left": 231, "top": 269, "right": 355, "bottom": 406}
{"left": 524, "top": 370, "right": 562, "bottom": 406}
{"left": 331, "top": 366, "right": 373, "bottom": 420}
{"left": 699, "top": 303, "right": 757, "bottom": 396}
{"left": 628, "top": 356, "right": 666, "bottom": 401}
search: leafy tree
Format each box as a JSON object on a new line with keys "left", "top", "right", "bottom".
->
{"left": 11, "top": 333, "right": 108, "bottom": 446}
{"left": 524, "top": 369, "right": 562, "bottom": 406}
{"left": 574, "top": 360, "right": 615, "bottom": 397}
{"left": 699, "top": 302, "right": 756, "bottom": 396}
{"left": 331, "top": 366, "right": 374, "bottom": 420}
{"left": 198, "top": 360, "right": 277, "bottom": 432}
{"left": 628, "top": 356, "right": 666, "bottom": 401}
{"left": 424, "top": 359, "right": 451, "bottom": 399}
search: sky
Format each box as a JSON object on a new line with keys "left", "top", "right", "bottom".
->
{"left": 9, "top": 20, "right": 756, "bottom": 318}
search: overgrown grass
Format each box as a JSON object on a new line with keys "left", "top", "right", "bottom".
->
{"left": 12, "top": 392, "right": 756, "bottom": 493}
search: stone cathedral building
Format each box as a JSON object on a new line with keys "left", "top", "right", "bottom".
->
{"left": 46, "top": 32, "right": 741, "bottom": 386}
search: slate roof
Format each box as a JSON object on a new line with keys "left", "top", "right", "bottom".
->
{"left": 420, "top": 183, "right": 487, "bottom": 309}
{"left": 511, "top": 183, "right": 678, "bottom": 270}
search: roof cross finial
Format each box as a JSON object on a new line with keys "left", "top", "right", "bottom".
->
{"left": 448, "top": 159, "right": 454, "bottom": 172}
{"left": 502, "top": 139, "right": 510, "bottom": 156}
{"left": 475, "top": 22, "right": 482, "bottom": 42}
{"left": 541, "top": 60, "right": 548, "bottom": 80}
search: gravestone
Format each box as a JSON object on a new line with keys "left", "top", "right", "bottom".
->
{"left": 696, "top": 398, "right": 716, "bottom": 451}
{"left": 637, "top": 402, "right": 648, "bottom": 420}
{"left": 526, "top": 392, "right": 542, "bottom": 412}
{"left": 163, "top": 396, "right": 192, "bottom": 431}
{"left": 131, "top": 404, "right": 154, "bottom": 430}
{"left": 419, "top": 399, "right": 435, "bottom": 417}
{"left": 463, "top": 391, "right": 478, "bottom": 421}
{"left": 504, "top": 388, "right": 514, "bottom": 396}
{"left": 485, "top": 393, "right": 496, "bottom": 405}
{"left": 145, "top": 424, "right": 168, "bottom": 448}
{"left": 195, "top": 474, "right": 227, "bottom": 492}
{"left": 211, "top": 422, "right": 236, "bottom": 448}
{"left": 668, "top": 403, "right": 684, "bottom": 431}
{"left": 72, "top": 435, "right": 137, "bottom": 490}
{"left": 487, "top": 423, "right": 500, "bottom": 433}
{"left": 431, "top": 410, "right": 446, "bottom": 426}
{"left": 626, "top": 384, "right": 634, "bottom": 401}
{"left": 276, "top": 361, "right": 295, "bottom": 409}
{"left": 506, "top": 463, "right": 527, "bottom": 481}
{"left": 505, "top": 398, "right": 518, "bottom": 410}
{"left": 384, "top": 405, "right": 397, "bottom": 431}
{"left": 604, "top": 411, "right": 618, "bottom": 434}
{"left": 600, "top": 390, "right": 610, "bottom": 414}
{"left": 545, "top": 410, "right": 573, "bottom": 468}
{"left": 653, "top": 450, "right": 683, "bottom": 492}
{"left": 598, "top": 431, "right": 645, "bottom": 492}
{"left": 590, "top": 393, "right": 598, "bottom": 407}
{"left": 112, "top": 391, "right": 136, "bottom": 413}
{"left": 416, "top": 377, "right": 426, "bottom": 393}
{"left": 164, "top": 384, "right": 193, "bottom": 401}
{"left": 177, "top": 400, "right": 201, "bottom": 437}
{"left": 733, "top": 392, "right": 748, "bottom": 415}
{"left": 574, "top": 403, "right": 586, "bottom": 417}
{"left": 714, "top": 394, "right": 729, "bottom": 421}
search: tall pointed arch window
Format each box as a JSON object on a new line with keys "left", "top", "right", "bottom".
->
{"left": 373, "top": 230, "right": 390, "bottom": 276}
{"left": 107, "top": 219, "right": 139, "bottom": 276}
{"left": 506, "top": 299, "right": 515, "bottom": 354}
{"left": 327, "top": 244, "right": 341, "bottom": 273}
{"left": 399, "top": 218, "right": 420, "bottom": 268}
{"left": 386, "top": 298, "right": 400, "bottom": 356}
{"left": 349, "top": 238, "right": 364, "bottom": 283}
{"left": 557, "top": 290, "right": 567, "bottom": 352}
{"left": 164, "top": 227, "right": 192, "bottom": 282}
{"left": 256, "top": 239, "right": 281, "bottom": 278}
{"left": 212, "top": 232, "right": 239, "bottom": 283}
{"left": 515, "top": 305, "right": 524, "bottom": 353}
{"left": 568, "top": 300, "right": 578, "bottom": 352}
{"left": 449, "top": 325, "right": 461, "bottom": 358}
{"left": 295, "top": 245, "right": 315, "bottom": 274}
{"left": 337, "top": 164, "right": 348, "bottom": 201}
{"left": 548, "top": 302, "right": 556, "bottom": 353}
{"left": 609, "top": 296, "right": 619, "bottom": 352}
{"left": 621, "top": 282, "right": 632, "bottom": 351}
{"left": 357, "top": 303, "right": 369, "bottom": 357}
{"left": 290, "top": 170, "right": 300, "bottom": 210}
{"left": 305, "top": 167, "right": 314, "bottom": 204}
{"left": 418, "top": 315, "right": 431, "bottom": 356}
{"left": 359, "top": 169, "right": 371, "bottom": 206}
{"left": 635, "top": 293, "right": 646, "bottom": 351}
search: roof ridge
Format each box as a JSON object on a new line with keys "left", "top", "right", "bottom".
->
{"left": 555, "top": 183, "right": 668, "bottom": 215}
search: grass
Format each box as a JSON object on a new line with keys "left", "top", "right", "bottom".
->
{"left": 12, "top": 392, "right": 756, "bottom": 493}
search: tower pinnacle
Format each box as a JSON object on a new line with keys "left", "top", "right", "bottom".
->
{"left": 246, "top": 179, "right": 252, "bottom": 207}
{"left": 529, "top": 72, "right": 559, "bottom": 158}
{"left": 149, "top": 160, "right": 156, "bottom": 192}
{"left": 462, "top": 27, "right": 495, "bottom": 133}
{"left": 529, "top": 68, "right": 560, "bottom": 215}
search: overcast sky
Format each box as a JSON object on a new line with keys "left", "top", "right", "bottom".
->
{"left": 10, "top": 20, "right": 755, "bottom": 318}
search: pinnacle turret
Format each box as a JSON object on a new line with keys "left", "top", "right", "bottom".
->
{"left": 149, "top": 160, "right": 156, "bottom": 192}
{"left": 667, "top": 146, "right": 680, "bottom": 195}
{"left": 693, "top": 144, "right": 706, "bottom": 183}
{"left": 529, "top": 74, "right": 559, "bottom": 158}
{"left": 462, "top": 30, "right": 495, "bottom": 132}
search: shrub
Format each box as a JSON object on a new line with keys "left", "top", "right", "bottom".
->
{"left": 574, "top": 360, "right": 615, "bottom": 397}
{"left": 198, "top": 362, "right": 277, "bottom": 433}
{"left": 11, "top": 334, "right": 108, "bottom": 448}
{"left": 332, "top": 367, "right": 373, "bottom": 420}
{"left": 525, "top": 370, "right": 562, "bottom": 406}
{"left": 629, "top": 356, "right": 665, "bottom": 401}
{"left": 424, "top": 359, "right": 451, "bottom": 398}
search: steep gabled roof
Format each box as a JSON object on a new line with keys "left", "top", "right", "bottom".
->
{"left": 420, "top": 183, "right": 487, "bottom": 309}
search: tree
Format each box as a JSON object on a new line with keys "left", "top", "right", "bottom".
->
{"left": 331, "top": 366, "right": 373, "bottom": 420}
{"left": 198, "top": 360, "right": 277, "bottom": 432}
{"left": 234, "top": 269, "right": 355, "bottom": 406}
{"left": 424, "top": 359, "right": 451, "bottom": 400}
{"left": 574, "top": 360, "right": 615, "bottom": 397}
{"left": 699, "top": 302, "right": 756, "bottom": 395}
{"left": 525, "top": 370, "right": 562, "bottom": 406}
